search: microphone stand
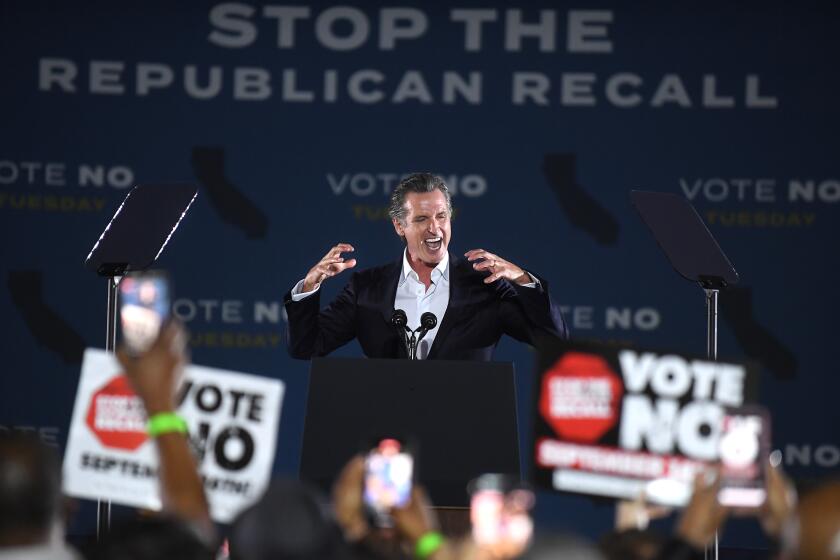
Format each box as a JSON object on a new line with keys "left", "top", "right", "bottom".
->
{"left": 412, "top": 327, "right": 431, "bottom": 360}
{"left": 392, "top": 311, "right": 437, "bottom": 360}
{"left": 407, "top": 328, "right": 418, "bottom": 361}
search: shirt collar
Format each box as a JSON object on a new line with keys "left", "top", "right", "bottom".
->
{"left": 400, "top": 249, "right": 449, "bottom": 286}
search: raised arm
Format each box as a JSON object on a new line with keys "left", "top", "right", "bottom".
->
{"left": 116, "top": 322, "right": 215, "bottom": 543}
{"left": 466, "top": 248, "right": 568, "bottom": 343}
{"left": 284, "top": 243, "right": 360, "bottom": 358}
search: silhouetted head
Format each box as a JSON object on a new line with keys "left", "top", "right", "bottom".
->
{"left": 230, "top": 480, "right": 349, "bottom": 560}
{"left": 0, "top": 431, "right": 62, "bottom": 546}
{"left": 599, "top": 529, "right": 665, "bottom": 560}
{"left": 524, "top": 533, "right": 605, "bottom": 560}
{"left": 91, "top": 516, "right": 214, "bottom": 560}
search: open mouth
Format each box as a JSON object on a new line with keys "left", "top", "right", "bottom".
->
{"left": 423, "top": 237, "right": 442, "bottom": 251}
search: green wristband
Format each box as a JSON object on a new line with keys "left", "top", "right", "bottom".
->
{"left": 415, "top": 531, "right": 444, "bottom": 560}
{"left": 147, "top": 412, "right": 188, "bottom": 437}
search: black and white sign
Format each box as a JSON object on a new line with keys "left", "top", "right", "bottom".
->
{"left": 531, "top": 341, "right": 758, "bottom": 506}
{"left": 63, "top": 349, "right": 284, "bottom": 522}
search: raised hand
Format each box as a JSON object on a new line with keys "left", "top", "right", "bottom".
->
{"left": 392, "top": 486, "right": 439, "bottom": 546}
{"left": 303, "top": 243, "right": 357, "bottom": 292}
{"left": 760, "top": 457, "right": 796, "bottom": 538}
{"left": 615, "top": 492, "right": 672, "bottom": 531}
{"left": 676, "top": 470, "right": 729, "bottom": 548}
{"left": 465, "top": 249, "right": 531, "bottom": 285}
{"left": 332, "top": 455, "right": 370, "bottom": 543}
{"left": 116, "top": 321, "right": 187, "bottom": 416}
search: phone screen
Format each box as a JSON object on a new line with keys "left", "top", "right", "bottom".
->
{"left": 470, "top": 475, "right": 534, "bottom": 557}
{"left": 119, "top": 272, "right": 170, "bottom": 355}
{"left": 718, "top": 406, "right": 770, "bottom": 507}
{"left": 363, "top": 438, "right": 413, "bottom": 525}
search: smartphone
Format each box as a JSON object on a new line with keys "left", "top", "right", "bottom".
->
{"left": 469, "top": 474, "right": 534, "bottom": 556}
{"left": 363, "top": 438, "right": 414, "bottom": 527}
{"left": 119, "top": 271, "right": 170, "bottom": 355}
{"left": 717, "top": 405, "right": 770, "bottom": 507}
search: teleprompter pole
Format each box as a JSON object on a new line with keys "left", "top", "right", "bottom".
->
{"left": 705, "top": 289, "right": 719, "bottom": 361}
{"left": 98, "top": 276, "right": 120, "bottom": 538}
{"left": 704, "top": 287, "right": 720, "bottom": 560}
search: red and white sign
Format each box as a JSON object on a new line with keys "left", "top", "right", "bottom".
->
{"left": 63, "top": 349, "right": 284, "bottom": 523}
{"left": 85, "top": 375, "right": 148, "bottom": 451}
{"left": 532, "top": 342, "right": 756, "bottom": 506}
{"left": 538, "top": 352, "right": 623, "bottom": 443}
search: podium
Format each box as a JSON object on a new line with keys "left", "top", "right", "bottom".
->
{"left": 299, "top": 358, "right": 521, "bottom": 508}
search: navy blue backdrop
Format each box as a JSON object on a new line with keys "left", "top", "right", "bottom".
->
{"left": 1, "top": 0, "right": 838, "bottom": 547}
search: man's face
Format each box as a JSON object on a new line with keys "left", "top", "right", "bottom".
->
{"left": 393, "top": 190, "right": 451, "bottom": 266}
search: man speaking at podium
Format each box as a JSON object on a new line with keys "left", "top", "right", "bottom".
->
{"left": 284, "top": 173, "right": 567, "bottom": 360}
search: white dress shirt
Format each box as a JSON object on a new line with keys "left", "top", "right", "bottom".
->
{"left": 290, "top": 251, "right": 539, "bottom": 359}
{"left": 394, "top": 250, "right": 449, "bottom": 359}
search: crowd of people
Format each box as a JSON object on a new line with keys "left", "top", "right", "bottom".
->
{"left": 1, "top": 322, "right": 838, "bottom": 560}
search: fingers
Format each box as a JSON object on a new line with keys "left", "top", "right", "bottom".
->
{"left": 473, "top": 259, "right": 494, "bottom": 271}
{"left": 398, "top": 485, "right": 432, "bottom": 512}
{"left": 334, "top": 454, "right": 365, "bottom": 494}
{"left": 325, "top": 243, "right": 355, "bottom": 259}
{"left": 160, "top": 320, "right": 186, "bottom": 352}
{"left": 465, "top": 249, "right": 502, "bottom": 280}
{"left": 307, "top": 244, "right": 357, "bottom": 290}
{"left": 465, "top": 249, "right": 524, "bottom": 285}
{"left": 483, "top": 272, "right": 502, "bottom": 284}
{"left": 392, "top": 485, "right": 438, "bottom": 543}
{"left": 316, "top": 259, "right": 357, "bottom": 279}
{"left": 464, "top": 249, "right": 494, "bottom": 262}
{"left": 766, "top": 458, "right": 790, "bottom": 494}
{"left": 115, "top": 347, "right": 130, "bottom": 370}
{"left": 648, "top": 504, "right": 673, "bottom": 519}
{"left": 694, "top": 468, "right": 721, "bottom": 494}
{"left": 678, "top": 470, "right": 728, "bottom": 547}
{"left": 332, "top": 455, "right": 369, "bottom": 542}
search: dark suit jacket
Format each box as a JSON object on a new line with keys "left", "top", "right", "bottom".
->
{"left": 283, "top": 254, "right": 568, "bottom": 360}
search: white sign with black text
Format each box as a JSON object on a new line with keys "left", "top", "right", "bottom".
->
{"left": 62, "top": 349, "right": 284, "bottom": 523}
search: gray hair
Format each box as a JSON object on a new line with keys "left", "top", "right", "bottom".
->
{"left": 388, "top": 172, "right": 453, "bottom": 226}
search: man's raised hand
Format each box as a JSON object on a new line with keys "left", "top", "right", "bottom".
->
{"left": 465, "top": 249, "right": 531, "bottom": 285}
{"left": 303, "top": 243, "right": 357, "bottom": 292}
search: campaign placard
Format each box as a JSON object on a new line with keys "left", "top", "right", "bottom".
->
{"left": 62, "top": 349, "right": 284, "bottom": 523}
{"left": 531, "top": 341, "right": 758, "bottom": 506}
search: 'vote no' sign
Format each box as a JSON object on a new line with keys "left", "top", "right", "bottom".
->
{"left": 63, "top": 349, "right": 285, "bottom": 523}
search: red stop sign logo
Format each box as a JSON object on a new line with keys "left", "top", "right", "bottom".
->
{"left": 539, "top": 352, "right": 623, "bottom": 443}
{"left": 85, "top": 375, "right": 149, "bottom": 451}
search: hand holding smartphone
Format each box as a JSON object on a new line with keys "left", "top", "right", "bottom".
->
{"left": 718, "top": 406, "right": 771, "bottom": 508}
{"left": 363, "top": 438, "right": 414, "bottom": 528}
{"left": 119, "top": 271, "right": 170, "bottom": 355}
{"left": 469, "top": 474, "right": 535, "bottom": 558}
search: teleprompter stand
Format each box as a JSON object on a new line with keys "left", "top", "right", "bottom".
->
{"left": 630, "top": 190, "right": 739, "bottom": 559}
{"left": 299, "top": 358, "right": 521, "bottom": 511}
{"left": 630, "top": 190, "right": 739, "bottom": 360}
{"left": 84, "top": 183, "right": 198, "bottom": 538}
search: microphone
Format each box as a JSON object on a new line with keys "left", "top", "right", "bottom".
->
{"left": 391, "top": 309, "right": 412, "bottom": 358}
{"left": 419, "top": 312, "right": 437, "bottom": 331}
{"left": 413, "top": 312, "right": 438, "bottom": 359}
{"left": 391, "top": 309, "right": 408, "bottom": 330}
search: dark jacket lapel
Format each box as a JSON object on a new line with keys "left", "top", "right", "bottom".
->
{"left": 377, "top": 259, "right": 403, "bottom": 327}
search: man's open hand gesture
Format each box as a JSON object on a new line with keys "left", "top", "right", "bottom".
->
{"left": 465, "top": 249, "right": 531, "bottom": 285}
{"left": 303, "top": 243, "right": 357, "bottom": 292}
